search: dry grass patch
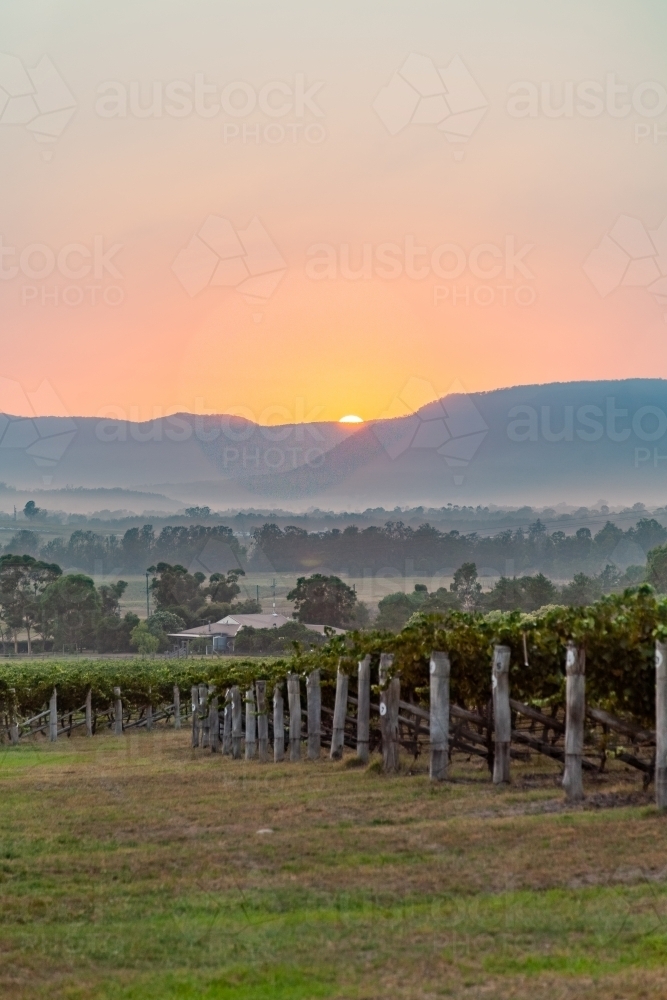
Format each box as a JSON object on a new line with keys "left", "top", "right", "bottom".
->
{"left": 0, "top": 731, "right": 666, "bottom": 998}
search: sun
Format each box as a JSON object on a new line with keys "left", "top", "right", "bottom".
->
{"left": 339, "top": 414, "right": 363, "bottom": 423}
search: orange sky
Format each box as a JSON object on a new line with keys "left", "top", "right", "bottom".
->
{"left": 2, "top": 1, "right": 667, "bottom": 423}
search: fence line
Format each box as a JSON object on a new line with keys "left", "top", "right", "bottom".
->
{"left": 4, "top": 644, "right": 665, "bottom": 808}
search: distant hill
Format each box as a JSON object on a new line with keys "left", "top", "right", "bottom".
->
{"left": 1, "top": 379, "right": 667, "bottom": 509}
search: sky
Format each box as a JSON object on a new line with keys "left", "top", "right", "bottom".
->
{"left": 1, "top": 0, "right": 666, "bottom": 425}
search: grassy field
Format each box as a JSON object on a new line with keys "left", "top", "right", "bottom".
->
{"left": 1, "top": 734, "right": 667, "bottom": 999}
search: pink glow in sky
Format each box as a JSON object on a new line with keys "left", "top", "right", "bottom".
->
{"left": 1, "top": 1, "right": 666, "bottom": 424}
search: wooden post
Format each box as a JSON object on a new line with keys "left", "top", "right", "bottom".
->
{"left": 199, "top": 683, "right": 210, "bottom": 748}
{"left": 330, "top": 666, "right": 349, "bottom": 760}
{"left": 85, "top": 689, "right": 93, "bottom": 737}
{"left": 245, "top": 686, "right": 257, "bottom": 759}
{"left": 492, "top": 645, "right": 511, "bottom": 784}
{"left": 379, "top": 653, "right": 400, "bottom": 773}
{"left": 273, "top": 683, "right": 285, "bottom": 762}
{"left": 49, "top": 688, "right": 58, "bottom": 742}
{"left": 306, "top": 668, "right": 321, "bottom": 760}
{"left": 209, "top": 690, "right": 219, "bottom": 753}
{"left": 191, "top": 685, "right": 199, "bottom": 747}
{"left": 231, "top": 685, "right": 242, "bottom": 759}
{"left": 8, "top": 688, "right": 18, "bottom": 746}
{"left": 563, "top": 642, "right": 585, "bottom": 803}
{"left": 173, "top": 685, "right": 181, "bottom": 730}
{"left": 256, "top": 681, "right": 268, "bottom": 762}
{"left": 146, "top": 689, "right": 153, "bottom": 732}
{"left": 357, "top": 654, "right": 370, "bottom": 763}
{"left": 429, "top": 651, "right": 450, "bottom": 781}
{"left": 222, "top": 688, "right": 232, "bottom": 755}
{"left": 287, "top": 673, "right": 301, "bottom": 761}
{"left": 656, "top": 640, "right": 667, "bottom": 809}
{"left": 113, "top": 686, "right": 123, "bottom": 736}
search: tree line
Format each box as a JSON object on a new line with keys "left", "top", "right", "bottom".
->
{"left": 0, "top": 556, "right": 258, "bottom": 655}
{"left": 4, "top": 516, "right": 663, "bottom": 581}
{"left": 2, "top": 524, "right": 245, "bottom": 575}
{"left": 251, "top": 517, "right": 666, "bottom": 577}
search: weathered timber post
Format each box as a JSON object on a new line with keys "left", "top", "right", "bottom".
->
{"left": 330, "top": 665, "right": 349, "bottom": 760}
{"left": 656, "top": 640, "right": 667, "bottom": 809}
{"left": 563, "top": 643, "right": 585, "bottom": 803}
{"left": 245, "top": 686, "right": 257, "bottom": 759}
{"left": 306, "top": 669, "right": 321, "bottom": 760}
{"left": 199, "top": 683, "right": 210, "bottom": 748}
{"left": 379, "top": 653, "right": 400, "bottom": 773}
{"left": 191, "top": 685, "right": 199, "bottom": 747}
{"left": 8, "top": 688, "right": 18, "bottom": 746}
{"left": 287, "top": 673, "right": 301, "bottom": 761}
{"left": 173, "top": 685, "right": 181, "bottom": 730}
{"left": 256, "top": 681, "right": 268, "bottom": 762}
{"left": 222, "top": 689, "right": 232, "bottom": 755}
{"left": 146, "top": 688, "right": 153, "bottom": 732}
{"left": 209, "top": 689, "right": 219, "bottom": 753}
{"left": 85, "top": 689, "right": 93, "bottom": 737}
{"left": 492, "top": 645, "right": 511, "bottom": 784}
{"left": 231, "top": 685, "right": 242, "bottom": 759}
{"left": 273, "top": 683, "right": 285, "bottom": 762}
{"left": 357, "top": 654, "right": 371, "bottom": 763}
{"left": 429, "top": 651, "right": 450, "bottom": 781}
{"left": 113, "top": 686, "right": 123, "bottom": 736}
{"left": 49, "top": 688, "right": 58, "bottom": 742}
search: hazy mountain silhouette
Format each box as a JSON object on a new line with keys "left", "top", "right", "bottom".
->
{"left": 1, "top": 379, "right": 666, "bottom": 509}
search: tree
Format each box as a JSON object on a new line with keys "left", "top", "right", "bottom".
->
{"left": 23, "top": 500, "right": 45, "bottom": 520}
{"left": 95, "top": 581, "right": 135, "bottom": 653}
{"left": 375, "top": 592, "right": 418, "bottom": 632}
{"left": 40, "top": 574, "right": 101, "bottom": 651}
{"left": 130, "top": 622, "right": 160, "bottom": 654}
{"left": 4, "top": 530, "right": 41, "bottom": 557}
{"left": 205, "top": 569, "right": 244, "bottom": 605}
{"left": 184, "top": 506, "right": 211, "bottom": 518}
{"left": 98, "top": 580, "right": 128, "bottom": 616}
{"left": 96, "top": 610, "right": 139, "bottom": 653}
{"left": 560, "top": 572, "right": 602, "bottom": 606}
{"left": 287, "top": 574, "right": 357, "bottom": 627}
{"left": 144, "top": 610, "right": 187, "bottom": 651}
{"left": 0, "top": 554, "right": 61, "bottom": 653}
{"left": 631, "top": 518, "right": 667, "bottom": 554}
{"left": 148, "top": 563, "right": 206, "bottom": 618}
{"left": 647, "top": 543, "right": 667, "bottom": 592}
{"left": 450, "top": 562, "right": 482, "bottom": 611}
{"left": 485, "top": 573, "right": 558, "bottom": 612}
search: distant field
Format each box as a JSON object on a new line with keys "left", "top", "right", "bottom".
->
{"left": 1, "top": 733, "right": 666, "bottom": 999}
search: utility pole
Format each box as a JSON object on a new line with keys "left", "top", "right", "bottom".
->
{"left": 145, "top": 571, "right": 150, "bottom": 619}
{"left": 272, "top": 578, "right": 276, "bottom": 614}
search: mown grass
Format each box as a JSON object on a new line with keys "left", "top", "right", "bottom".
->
{"left": 1, "top": 731, "right": 666, "bottom": 999}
